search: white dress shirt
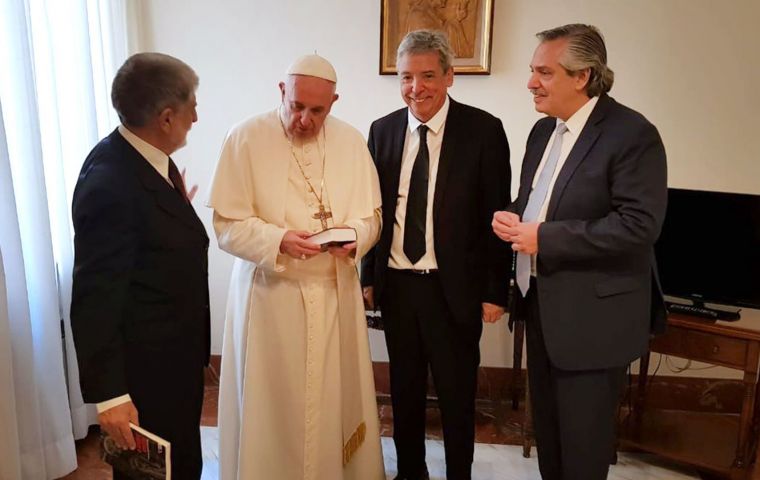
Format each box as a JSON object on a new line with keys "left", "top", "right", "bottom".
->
{"left": 530, "top": 96, "right": 599, "bottom": 275}
{"left": 389, "top": 96, "right": 450, "bottom": 270}
{"left": 118, "top": 125, "right": 173, "bottom": 184}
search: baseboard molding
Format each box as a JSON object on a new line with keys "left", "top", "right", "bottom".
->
{"left": 207, "top": 355, "right": 742, "bottom": 414}
{"left": 372, "top": 361, "right": 743, "bottom": 414}
{"left": 209, "top": 354, "right": 221, "bottom": 375}
{"left": 206, "top": 354, "right": 221, "bottom": 385}
{"left": 372, "top": 361, "right": 517, "bottom": 401}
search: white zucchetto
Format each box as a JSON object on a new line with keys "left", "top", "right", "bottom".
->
{"left": 286, "top": 54, "right": 337, "bottom": 84}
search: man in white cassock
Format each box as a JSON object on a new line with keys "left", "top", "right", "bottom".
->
{"left": 207, "top": 54, "right": 386, "bottom": 480}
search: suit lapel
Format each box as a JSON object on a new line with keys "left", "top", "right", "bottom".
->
{"left": 386, "top": 112, "right": 408, "bottom": 209}
{"left": 112, "top": 131, "right": 208, "bottom": 237}
{"left": 432, "top": 98, "right": 459, "bottom": 222}
{"left": 545, "top": 96, "right": 610, "bottom": 220}
{"left": 517, "top": 121, "right": 553, "bottom": 215}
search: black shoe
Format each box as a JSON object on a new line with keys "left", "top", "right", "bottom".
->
{"left": 393, "top": 469, "right": 429, "bottom": 480}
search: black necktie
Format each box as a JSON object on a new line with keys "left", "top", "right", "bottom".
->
{"left": 404, "top": 125, "right": 429, "bottom": 264}
{"left": 167, "top": 158, "right": 189, "bottom": 204}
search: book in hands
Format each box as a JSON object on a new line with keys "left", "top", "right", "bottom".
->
{"left": 366, "top": 309, "right": 384, "bottom": 330}
{"left": 308, "top": 227, "right": 357, "bottom": 251}
{"left": 101, "top": 422, "right": 171, "bottom": 480}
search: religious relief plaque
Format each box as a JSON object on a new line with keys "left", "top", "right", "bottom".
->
{"left": 380, "top": 0, "right": 495, "bottom": 75}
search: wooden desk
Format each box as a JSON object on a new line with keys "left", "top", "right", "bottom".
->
{"left": 620, "top": 313, "right": 760, "bottom": 480}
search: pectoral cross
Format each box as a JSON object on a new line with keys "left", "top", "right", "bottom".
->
{"left": 313, "top": 203, "right": 332, "bottom": 230}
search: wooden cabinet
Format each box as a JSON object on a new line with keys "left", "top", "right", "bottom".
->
{"left": 620, "top": 313, "right": 760, "bottom": 480}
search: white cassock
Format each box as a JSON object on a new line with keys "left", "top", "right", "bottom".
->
{"left": 207, "top": 109, "right": 385, "bottom": 480}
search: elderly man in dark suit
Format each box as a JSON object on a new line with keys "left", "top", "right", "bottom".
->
{"left": 71, "top": 52, "right": 209, "bottom": 479}
{"left": 362, "top": 30, "right": 511, "bottom": 480}
{"left": 493, "top": 24, "right": 668, "bottom": 480}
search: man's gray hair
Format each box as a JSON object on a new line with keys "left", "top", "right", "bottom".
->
{"left": 397, "top": 29, "right": 454, "bottom": 73}
{"left": 536, "top": 24, "right": 614, "bottom": 97}
{"left": 111, "top": 52, "right": 199, "bottom": 127}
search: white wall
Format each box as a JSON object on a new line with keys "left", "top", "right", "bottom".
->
{"left": 132, "top": 0, "right": 760, "bottom": 378}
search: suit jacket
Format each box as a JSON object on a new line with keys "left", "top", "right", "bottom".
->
{"left": 71, "top": 129, "right": 210, "bottom": 403}
{"left": 510, "top": 94, "right": 668, "bottom": 371}
{"left": 362, "top": 98, "right": 512, "bottom": 323}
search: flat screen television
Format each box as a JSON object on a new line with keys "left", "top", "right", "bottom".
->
{"left": 654, "top": 188, "right": 760, "bottom": 317}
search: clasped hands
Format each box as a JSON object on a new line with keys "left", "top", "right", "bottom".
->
{"left": 492, "top": 211, "right": 540, "bottom": 255}
{"left": 279, "top": 230, "right": 356, "bottom": 260}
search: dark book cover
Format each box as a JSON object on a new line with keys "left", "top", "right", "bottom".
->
{"left": 308, "top": 227, "right": 357, "bottom": 251}
{"left": 101, "top": 423, "right": 171, "bottom": 480}
{"left": 366, "top": 308, "right": 383, "bottom": 330}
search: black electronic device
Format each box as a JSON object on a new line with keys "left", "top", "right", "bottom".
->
{"left": 655, "top": 188, "right": 760, "bottom": 321}
{"left": 664, "top": 301, "right": 740, "bottom": 321}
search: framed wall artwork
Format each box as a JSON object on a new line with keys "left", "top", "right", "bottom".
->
{"left": 380, "top": 0, "right": 495, "bottom": 75}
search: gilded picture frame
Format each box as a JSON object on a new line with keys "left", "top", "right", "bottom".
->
{"left": 380, "top": 0, "right": 494, "bottom": 75}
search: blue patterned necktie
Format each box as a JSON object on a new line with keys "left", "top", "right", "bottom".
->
{"left": 516, "top": 122, "right": 568, "bottom": 296}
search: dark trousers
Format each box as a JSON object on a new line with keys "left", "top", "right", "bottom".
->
{"left": 114, "top": 346, "right": 206, "bottom": 480}
{"left": 525, "top": 278, "right": 625, "bottom": 480}
{"left": 382, "top": 269, "right": 482, "bottom": 480}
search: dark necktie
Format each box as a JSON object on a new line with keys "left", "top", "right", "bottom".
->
{"left": 167, "top": 158, "right": 189, "bottom": 204}
{"left": 403, "top": 124, "right": 429, "bottom": 264}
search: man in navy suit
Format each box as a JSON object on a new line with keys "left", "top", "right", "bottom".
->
{"left": 362, "top": 30, "right": 511, "bottom": 480}
{"left": 493, "top": 24, "right": 667, "bottom": 480}
{"left": 71, "top": 53, "right": 209, "bottom": 479}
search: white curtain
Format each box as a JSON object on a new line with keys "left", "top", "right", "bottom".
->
{"left": 0, "top": 0, "right": 129, "bottom": 478}
{"left": 0, "top": 118, "right": 23, "bottom": 480}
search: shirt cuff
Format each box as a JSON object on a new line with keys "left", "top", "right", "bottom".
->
{"left": 96, "top": 394, "right": 132, "bottom": 413}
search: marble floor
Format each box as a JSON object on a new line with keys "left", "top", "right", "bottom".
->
{"left": 59, "top": 372, "right": 718, "bottom": 480}
{"left": 198, "top": 426, "right": 701, "bottom": 480}
{"left": 62, "top": 420, "right": 709, "bottom": 480}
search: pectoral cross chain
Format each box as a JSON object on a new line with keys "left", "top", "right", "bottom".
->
{"left": 313, "top": 204, "right": 332, "bottom": 230}
{"left": 279, "top": 110, "right": 332, "bottom": 231}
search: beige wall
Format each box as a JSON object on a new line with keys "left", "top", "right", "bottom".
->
{"left": 132, "top": 0, "right": 760, "bottom": 379}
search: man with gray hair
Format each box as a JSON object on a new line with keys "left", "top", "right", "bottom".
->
{"left": 362, "top": 30, "right": 511, "bottom": 480}
{"left": 209, "top": 54, "right": 385, "bottom": 480}
{"left": 493, "top": 24, "right": 667, "bottom": 479}
{"left": 71, "top": 52, "right": 209, "bottom": 479}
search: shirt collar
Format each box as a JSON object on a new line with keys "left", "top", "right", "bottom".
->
{"left": 118, "top": 124, "right": 170, "bottom": 180}
{"left": 560, "top": 96, "right": 599, "bottom": 136}
{"left": 407, "top": 95, "right": 450, "bottom": 135}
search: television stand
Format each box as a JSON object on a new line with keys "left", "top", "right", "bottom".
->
{"left": 620, "top": 312, "right": 760, "bottom": 479}
{"left": 666, "top": 300, "right": 741, "bottom": 321}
